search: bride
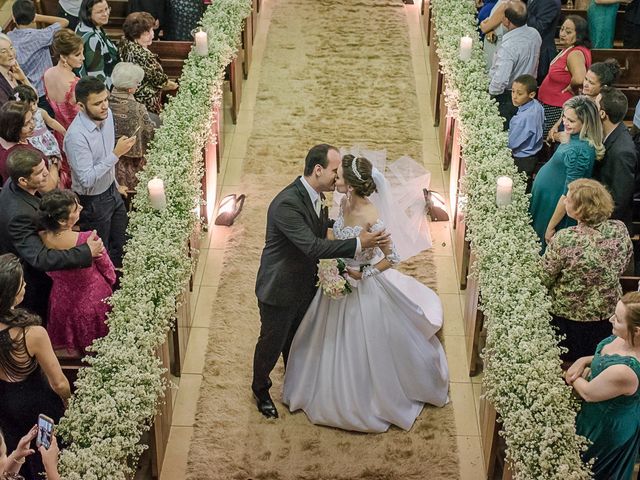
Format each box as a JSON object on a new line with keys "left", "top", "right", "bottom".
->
{"left": 282, "top": 153, "right": 450, "bottom": 433}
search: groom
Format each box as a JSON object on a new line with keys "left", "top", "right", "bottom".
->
{"left": 252, "top": 144, "right": 389, "bottom": 418}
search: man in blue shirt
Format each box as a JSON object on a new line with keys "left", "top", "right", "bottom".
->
{"left": 63, "top": 77, "right": 136, "bottom": 269}
{"left": 8, "top": 0, "right": 68, "bottom": 112}
{"left": 508, "top": 74, "right": 544, "bottom": 191}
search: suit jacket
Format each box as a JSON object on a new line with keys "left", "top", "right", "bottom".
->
{"left": 255, "top": 177, "right": 357, "bottom": 308}
{"left": 527, "top": 0, "right": 561, "bottom": 82}
{"left": 0, "top": 180, "right": 93, "bottom": 313}
{"left": 593, "top": 123, "right": 638, "bottom": 233}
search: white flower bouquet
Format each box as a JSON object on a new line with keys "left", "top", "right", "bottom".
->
{"left": 317, "top": 259, "right": 354, "bottom": 299}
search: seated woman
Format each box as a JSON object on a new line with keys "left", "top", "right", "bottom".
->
{"left": 0, "top": 33, "right": 32, "bottom": 107}
{"left": 75, "top": 0, "right": 120, "bottom": 89}
{"left": 109, "top": 62, "right": 157, "bottom": 192}
{"left": 0, "top": 254, "right": 69, "bottom": 478}
{"left": 118, "top": 11, "right": 177, "bottom": 115}
{"left": 542, "top": 179, "right": 632, "bottom": 362}
{"left": 547, "top": 59, "right": 621, "bottom": 143}
{"left": 565, "top": 291, "right": 640, "bottom": 479}
{"left": 529, "top": 95, "right": 604, "bottom": 251}
{"left": 538, "top": 15, "right": 591, "bottom": 138}
{"left": 0, "top": 101, "right": 58, "bottom": 191}
{"left": 39, "top": 189, "right": 115, "bottom": 356}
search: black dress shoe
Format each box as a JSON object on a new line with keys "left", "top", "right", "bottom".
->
{"left": 253, "top": 393, "right": 279, "bottom": 419}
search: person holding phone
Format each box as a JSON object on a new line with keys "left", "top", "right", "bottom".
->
{"left": 0, "top": 254, "right": 69, "bottom": 478}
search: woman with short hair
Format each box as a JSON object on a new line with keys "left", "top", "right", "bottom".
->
{"left": 0, "top": 33, "right": 31, "bottom": 107}
{"left": 542, "top": 178, "right": 632, "bottom": 362}
{"left": 109, "top": 62, "right": 157, "bottom": 192}
{"left": 118, "top": 11, "right": 177, "bottom": 114}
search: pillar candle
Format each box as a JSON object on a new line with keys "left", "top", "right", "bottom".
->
{"left": 459, "top": 36, "right": 472, "bottom": 61}
{"left": 195, "top": 30, "right": 208, "bottom": 56}
{"left": 148, "top": 178, "right": 167, "bottom": 210}
{"left": 496, "top": 176, "right": 513, "bottom": 207}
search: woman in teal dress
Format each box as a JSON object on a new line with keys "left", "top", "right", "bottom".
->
{"left": 529, "top": 95, "right": 604, "bottom": 251}
{"left": 588, "top": 0, "right": 621, "bottom": 49}
{"left": 565, "top": 292, "right": 640, "bottom": 479}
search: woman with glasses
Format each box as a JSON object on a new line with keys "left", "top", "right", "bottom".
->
{"left": 0, "top": 253, "right": 68, "bottom": 478}
{"left": 75, "top": 0, "right": 120, "bottom": 89}
{"left": 0, "top": 34, "right": 32, "bottom": 107}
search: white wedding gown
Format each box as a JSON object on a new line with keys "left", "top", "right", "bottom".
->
{"left": 282, "top": 212, "right": 450, "bottom": 433}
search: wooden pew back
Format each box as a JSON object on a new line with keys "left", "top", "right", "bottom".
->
{"left": 591, "top": 49, "right": 640, "bottom": 88}
{"left": 148, "top": 41, "right": 193, "bottom": 80}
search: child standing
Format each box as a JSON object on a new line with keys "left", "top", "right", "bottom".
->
{"left": 13, "top": 85, "right": 71, "bottom": 189}
{"left": 508, "top": 74, "right": 544, "bottom": 188}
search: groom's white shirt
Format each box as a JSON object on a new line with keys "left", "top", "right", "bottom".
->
{"left": 299, "top": 175, "right": 361, "bottom": 254}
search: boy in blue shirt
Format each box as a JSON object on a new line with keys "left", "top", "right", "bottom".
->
{"left": 508, "top": 74, "right": 544, "bottom": 190}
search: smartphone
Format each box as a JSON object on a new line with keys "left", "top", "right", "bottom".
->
{"left": 36, "top": 414, "right": 54, "bottom": 450}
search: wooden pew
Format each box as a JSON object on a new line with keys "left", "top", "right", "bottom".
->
{"left": 591, "top": 49, "right": 640, "bottom": 88}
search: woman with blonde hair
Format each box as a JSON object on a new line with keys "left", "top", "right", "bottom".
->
{"left": 565, "top": 291, "right": 640, "bottom": 479}
{"left": 542, "top": 178, "right": 632, "bottom": 362}
{"left": 530, "top": 95, "right": 604, "bottom": 251}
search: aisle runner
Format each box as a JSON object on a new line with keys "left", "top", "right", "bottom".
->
{"left": 187, "top": 0, "right": 459, "bottom": 478}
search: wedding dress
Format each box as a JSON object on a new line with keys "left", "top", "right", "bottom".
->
{"left": 282, "top": 206, "right": 450, "bottom": 433}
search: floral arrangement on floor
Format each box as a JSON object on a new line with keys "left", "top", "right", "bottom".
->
{"left": 317, "top": 258, "right": 354, "bottom": 298}
{"left": 430, "top": 0, "right": 592, "bottom": 477}
{"left": 55, "top": 1, "right": 252, "bottom": 478}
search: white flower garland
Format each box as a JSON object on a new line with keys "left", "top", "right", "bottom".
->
{"left": 55, "top": 1, "right": 252, "bottom": 478}
{"left": 430, "top": 0, "right": 592, "bottom": 477}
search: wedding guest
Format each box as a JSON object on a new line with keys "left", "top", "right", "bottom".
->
{"left": 0, "top": 101, "right": 58, "bottom": 192}
{"left": 526, "top": 0, "right": 562, "bottom": 83}
{"left": 538, "top": 15, "right": 591, "bottom": 137}
{"left": 110, "top": 62, "right": 156, "bottom": 192}
{"left": 477, "top": 0, "right": 498, "bottom": 40}
{"left": 127, "top": 0, "right": 168, "bottom": 39}
{"left": 624, "top": 0, "right": 640, "bottom": 47}
{"left": 588, "top": 0, "right": 622, "bottom": 48}
{"left": 44, "top": 29, "right": 83, "bottom": 135}
{"left": 508, "top": 74, "right": 544, "bottom": 184}
{"left": 165, "top": 0, "right": 204, "bottom": 41}
{"left": 480, "top": 0, "right": 508, "bottom": 69}
{"left": 0, "top": 34, "right": 32, "bottom": 107}
{"left": 488, "top": 1, "right": 542, "bottom": 127}
{"left": 63, "top": 77, "right": 136, "bottom": 269}
{"left": 565, "top": 291, "right": 640, "bottom": 479}
{"left": 547, "top": 59, "right": 621, "bottom": 142}
{"left": 12, "top": 85, "right": 67, "bottom": 187}
{"left": 76, "top": 0, "right": 120, "bottom": 89}
{"left": 7, "top": 0, "right": 68, "bottom": 114}
{"left": 118, "top": 12, "right": 178, "bottom": 115}
{"left": 0, "top": 425, "right": 37, "bottom": 475}
{"left": 0, "top": 149, "right": 99, "bottom": 321}
{"left": 0, "top": 253, "right": 69, "bottom": 478}
{"left": 593, "top": 86, "right": 638, "bottom": 235}
{"left": 39, "top": 189, "right": 114, "bottom": 355}
{"left": 543, "top": 179, "right": 632, "bottom": 361}
{"left": 58, "top": 0, "right": 82, "bottom": 31}
{"left": 529, "top": 95, "right": 604, "bottom": 251}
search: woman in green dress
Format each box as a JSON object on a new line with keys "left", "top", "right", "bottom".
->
{"left": 565, "top": 292, "right": 640, "bottom": 479}
{"left": 588, "top": 0, "right": 621, "bottom": 49}
{"left": 529, "top": 95, "right": 604, "bottom": 252}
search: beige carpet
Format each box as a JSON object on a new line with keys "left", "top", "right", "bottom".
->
{"left": 186, "top": 0, "right": 459, "bottom": 478}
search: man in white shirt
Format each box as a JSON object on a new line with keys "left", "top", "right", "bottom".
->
{"left": 489, "top": 0, "right": 542, "bottom": 128}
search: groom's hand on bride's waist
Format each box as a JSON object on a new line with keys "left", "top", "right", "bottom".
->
{"left": 359, "top": 226, "right": 390, "bottom": 250}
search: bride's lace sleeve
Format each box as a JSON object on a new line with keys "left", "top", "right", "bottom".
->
{"left": 370, "top": 220, "right": 400, "bottom": 266}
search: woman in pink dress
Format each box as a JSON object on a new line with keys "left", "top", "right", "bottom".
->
{"left": 38, "top": 189, "right": 115, "bottom": 356}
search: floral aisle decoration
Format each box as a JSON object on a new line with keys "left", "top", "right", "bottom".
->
{"left": 430, "top": 0, "right": 592, "bottom": 477}
{"left": 55, "top": 1, "right": 252, "bottom": 478}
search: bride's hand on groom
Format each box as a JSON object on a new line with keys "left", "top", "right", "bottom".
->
{"left": 360, "top": 226, "right": 390, "bottom": 250}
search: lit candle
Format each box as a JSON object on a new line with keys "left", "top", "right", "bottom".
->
{"left": 459, "top": 36, "right": 472, "bottom": 61}
{"left": 194, "top": 30, "right": 208, "bottom": 56}
{"left": 496, "top": 176, "right": 513, "bottom": 207}
{"left": 148, "top": 178, "right": 167, "bottom": 210}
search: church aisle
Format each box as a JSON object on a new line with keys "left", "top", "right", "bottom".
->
{"left": 161, "top": 1, "right": 483, "bottom": 478}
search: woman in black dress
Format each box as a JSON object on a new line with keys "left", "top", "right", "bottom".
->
{"left": 0, "top": 254, "right": 69, "bottom": 478}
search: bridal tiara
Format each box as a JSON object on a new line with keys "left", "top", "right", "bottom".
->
{"left": 351, "top": 156, "right": 363, "bottom": 181}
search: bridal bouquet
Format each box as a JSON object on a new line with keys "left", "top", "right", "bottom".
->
{"left": 317, "top": 259, "right": 354, "bottom": 299}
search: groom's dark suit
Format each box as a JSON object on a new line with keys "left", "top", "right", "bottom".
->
{"left": 252, "top": 177, "right": 357, "bottom": 399}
